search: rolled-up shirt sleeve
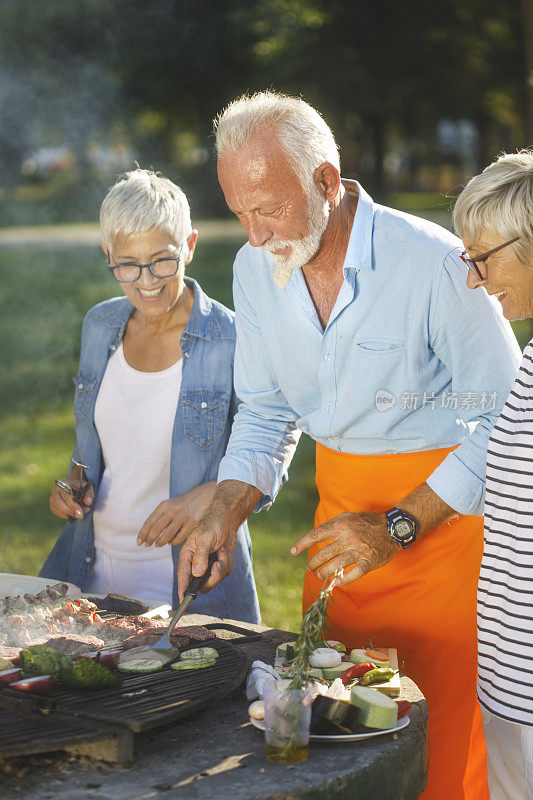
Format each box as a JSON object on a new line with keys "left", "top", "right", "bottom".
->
{"left": 218, "top": 256, "right": 300, "bottom": 510}
{"left": 426, "top": 250, "right": 522, "bottom": 515}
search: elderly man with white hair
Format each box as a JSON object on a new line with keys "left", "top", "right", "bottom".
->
{"left": 177, "top": 92, "right": 521, "bottom": 798}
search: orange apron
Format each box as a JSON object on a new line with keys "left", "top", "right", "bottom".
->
{"left": 303, "top": 443, "right": 489, "bottom": 800}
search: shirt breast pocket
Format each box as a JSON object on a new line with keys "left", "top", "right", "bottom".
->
{"left": 355, "top": 339, "right": 405, "bottom": 354}
{"left": 73, "top": 372, "right": 97, "bottom": 422}
{"left": 182, "top": 390, "right": 229, "bottom": 449}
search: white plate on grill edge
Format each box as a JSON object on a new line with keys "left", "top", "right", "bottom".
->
{"left": 249, "top": 715, "right": 410, "bottom": 742}
{"left": 0, "top": 573, "right": 81, "bottom": 598}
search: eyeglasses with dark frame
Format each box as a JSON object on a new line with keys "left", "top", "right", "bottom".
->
{"left": 460, "top": 236, "right": 520, "bottom": 281}
{"left": 107, "top": 242, "right": 185, "bottom": 283}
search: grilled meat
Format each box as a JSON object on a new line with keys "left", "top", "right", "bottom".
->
{"left": 0, "top": 646, "right": 22, "bottom": 661}
{"left": 39, "top": 634, "right": 105, "bottom": 657}
{"left": 121, "top": 631, "right": 190, "bottom": 650}
{"left": 121, "top": 625, "right": 212, "bottom": 651}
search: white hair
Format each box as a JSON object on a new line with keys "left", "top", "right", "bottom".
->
{"left": 453, "top": 149, "right": 533, "bottom": 263}
{"left": 214, "top": 90, "right": 340, "bottom": 194}
{"left": 100, "top": 168, "right": 192, "bottom": 252}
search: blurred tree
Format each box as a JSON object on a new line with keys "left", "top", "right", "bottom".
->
{"left": 0, "top": 0, "right": 119, "bottom": 193}
{"left": 0, "top": 0, "right": 526, "bottom": 213}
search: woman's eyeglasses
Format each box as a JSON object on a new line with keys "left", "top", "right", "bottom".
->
{"left": 107, "top": 243, "right": 185, "bottom": 283}
{"left": 460, "top": 236, "right": 520, "bottom": 281}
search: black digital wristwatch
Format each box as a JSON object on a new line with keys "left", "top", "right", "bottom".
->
{"left": 385, "top": 506, "right": 419, "bottom": 549}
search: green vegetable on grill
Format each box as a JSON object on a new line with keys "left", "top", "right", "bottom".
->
{"left": 19, "top": 645, "right": 74, "bottom": 684}
{"left": 170, "top": 659, "right": 217, "bottom": 670}
{"left": 179, "top": 647, "right": 218, "bottom": 662}
{"left": 117, "top": 658, "right": 164, "bottom": 674}
{"left": 64, "top": 658, "right": 122, "bottom": 689}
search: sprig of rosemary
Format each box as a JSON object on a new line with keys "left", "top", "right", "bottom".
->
{"left": 288, "top": 569, "right": 343, "bottom": 689}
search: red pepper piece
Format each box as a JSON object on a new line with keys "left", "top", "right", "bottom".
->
{"left": 396, "top": 700, "right": 412, "bottom": 719}
{"left": 340, "top": 662, "right": 375, "bottom": 685}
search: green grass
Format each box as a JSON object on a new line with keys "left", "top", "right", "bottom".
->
{"left": 1, "top": 234, "right": 531, "bottom": 632}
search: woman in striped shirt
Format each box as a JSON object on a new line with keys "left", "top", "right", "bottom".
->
{"left": 454, "top": 150, "right": 533, "bottom": 800}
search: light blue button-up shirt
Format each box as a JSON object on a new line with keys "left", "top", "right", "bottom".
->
{"left": 218, "top": 182, "right": 522, "bottom": 516}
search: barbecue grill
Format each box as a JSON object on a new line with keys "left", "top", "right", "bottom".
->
{"left": 0, "top": 595, "right": 259, "bottom": 761}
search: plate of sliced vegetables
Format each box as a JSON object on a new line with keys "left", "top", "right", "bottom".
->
{"left": 249, "top": 715, "right": 410, "bottom": 742}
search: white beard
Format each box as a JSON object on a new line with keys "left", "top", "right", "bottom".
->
{"left": 261, "top": 186, "right": 330, "bottom": 288}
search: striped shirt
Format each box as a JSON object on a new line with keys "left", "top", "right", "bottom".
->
{"left": 477, "top": 338, "right": 533, "bottom": 726}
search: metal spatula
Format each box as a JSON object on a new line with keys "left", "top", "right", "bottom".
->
{"left": 119, "top": 552, "right": 218, "bottom": 665}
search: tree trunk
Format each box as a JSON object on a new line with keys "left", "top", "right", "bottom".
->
{"left": 522, "top": 0, "right": 533, "bottom": 144}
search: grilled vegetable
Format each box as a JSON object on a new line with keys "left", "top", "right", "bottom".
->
{"left": 0, "top": 658, "right": 13, "bottom": 671}
{"left": 64, "top": 658, "right": 122, "bottom": 689}
{"left": 170, "top": 659, "right": 216, "bottom": 670}
{"left": 340, "top": 663, "right": 375, "bottom": 685}
{"left": 10, "top": 675, "right": 52, "bottom": 695}
{"left": 98, "top": 650, "right": 122, "bottom": 668}
{"left": 117, "top": 658, "right": 164, "bottom": 674}
{"left": 359, "top": 667, "right": 395, "bottom": 686}
{"left": 0, "top": 668, "right": 22, "bottom": 685}
{"left": 19, "top": 645, "right": 73, "bottom": 684}
{"left": 179, "top": 647, "right": 218, "bottom": 661}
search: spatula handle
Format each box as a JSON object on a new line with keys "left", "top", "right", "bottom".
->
{"left": 185, "top": 552, "right": 219, "bottom": 599}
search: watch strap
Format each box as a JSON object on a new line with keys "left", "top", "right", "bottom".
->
{"left": 386, "top": 506, "right": 418, "bottom": 548}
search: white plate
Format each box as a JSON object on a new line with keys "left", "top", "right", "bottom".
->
{"left": 0, "top": 573, "right": 81, "bottom": 598}
{"left": 249, "top": 715, "right": 410, "bottom": 742}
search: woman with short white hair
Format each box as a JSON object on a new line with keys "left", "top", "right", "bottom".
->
{"left": 41, "top": 168, "right": 261, "bottom": 623}
{"left": 454, "top": 149, "right": 533, "bottom": 799}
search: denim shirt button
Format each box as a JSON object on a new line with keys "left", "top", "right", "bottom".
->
{"left": 110, "top": 344, "right": 116, "bottom": 351}
{"left": 184, "top": 352, "right": 189, "bottom": 358}
{"left": 78, "top": 383, "right": 83, "bottom": 389}
{"left": 84, "top": 556, "right": 91, "bottom": 564}
{"left": 201, "top": 401, "right": 207, "bottom": 409}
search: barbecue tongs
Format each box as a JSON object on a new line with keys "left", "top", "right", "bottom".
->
{"left": 119, "top": 552, "right": 218, "bottom": 665}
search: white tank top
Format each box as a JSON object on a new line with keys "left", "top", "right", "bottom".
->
{"left": 92, "top": 343, "right": 182, "bottom": 571}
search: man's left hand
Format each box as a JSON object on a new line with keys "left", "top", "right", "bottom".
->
{"left": 290, "top": 511, "right": 401, "bottom": 586}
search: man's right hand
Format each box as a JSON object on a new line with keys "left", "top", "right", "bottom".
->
{"left": 176, "top": 480, "right": 262, "bottom": 601}
{"left": 176, "top": 515, "right": 236, "bottom": 600}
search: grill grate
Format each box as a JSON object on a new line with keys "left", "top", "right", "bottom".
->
{"left": 2, "top": 638, "right": 247, "bottom": 733}
{"left": 0, "top": 708, "right": 125, "bottom": 758}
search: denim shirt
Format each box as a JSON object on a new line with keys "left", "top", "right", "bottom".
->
{"left": 40, "top": 278, "right": 260, "bottom": 624}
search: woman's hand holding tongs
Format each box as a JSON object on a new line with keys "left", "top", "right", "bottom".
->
{"left": 50, "top": 460, "right": 95, "bottom": 521}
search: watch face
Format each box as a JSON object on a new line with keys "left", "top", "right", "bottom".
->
{"left": 394, "top": 520, "right": 414, "bottom": 539}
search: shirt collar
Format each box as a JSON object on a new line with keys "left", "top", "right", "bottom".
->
{"left": 342, "top": 180, "right": 375, "bottom": 273}
{"left": 281, "top": 179, "right": 375, "bottom": 290}
{"left": 101, "top": 277, "right": 217, "bottom": 340}
{"left": 183, "top": 277, "right": 216, "bottom": 340}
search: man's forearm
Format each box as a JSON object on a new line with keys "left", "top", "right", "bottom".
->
{"left": 396, "top": 482, "right": 458, "bottom": 535}
{"left": 202, "top": 479, "right": 262, "bottom": 536}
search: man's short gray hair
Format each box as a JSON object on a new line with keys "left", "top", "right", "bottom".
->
{"left": 453, "top": 150, "right": 533, "bottom": 263}
{"left": 100, "top": 168, "right": 192, "bottom": 252}
{"left": 214, "top": 90, "right": 340, "bottom": 193}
